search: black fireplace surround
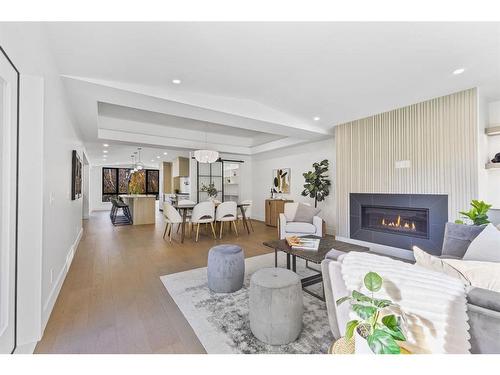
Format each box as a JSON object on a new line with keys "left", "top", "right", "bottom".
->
{"left": 350, "top": 193, "right": 448, "bottom": 255}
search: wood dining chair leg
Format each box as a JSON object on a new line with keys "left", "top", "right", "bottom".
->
{"left": 232, "top": 221, "right": 239, "bottom": 236}
{"left": 163, "top": 222, "right": 170, "bottom": 239}
{"left": 196, "top": 223, "right": 200, "bottom": 242}
{"left": 169, "top": 224, "right": 173, "bottom": 242}
{"left": 249, "top": 218, "right": 254, "bottom": 232}
{"left": 219, "top": 221, "right": 224, "bottom": 239}
{"left": 210, "top": 222, "right": 216, "bottom": 239}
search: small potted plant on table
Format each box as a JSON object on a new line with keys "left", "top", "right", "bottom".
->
{"left": 337, "top": 271, "right": 407, "bottom": 354}
{"left": 200, "top": 182, "right": 218, "bottom": 201}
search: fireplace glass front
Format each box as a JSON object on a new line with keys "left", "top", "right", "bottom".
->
{"left": 361, "top": 205, "right": 429, "bottom": 239}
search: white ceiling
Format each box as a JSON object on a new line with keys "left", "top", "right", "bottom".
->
{"left": 85, "top": 142, "right": 190, "bottom": 168}
{"left": 41, "top": 22, "right": 500, "bottom": 164}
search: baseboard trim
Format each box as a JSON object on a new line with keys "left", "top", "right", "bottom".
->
{"left": 41, "top": 227, "right": 83, "bottom": 330}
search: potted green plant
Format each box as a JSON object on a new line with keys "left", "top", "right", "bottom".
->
{"left": 200, "top": 182, "right": 218, "bottom": 201}
{"left": 454, "top": 199, "right": 492, "bottom": 225}
{"left": 337, "top": 271, "right": 406, "bottom": 354}
{"left": 301, "top": 159, "right": 331, "bottom": 208}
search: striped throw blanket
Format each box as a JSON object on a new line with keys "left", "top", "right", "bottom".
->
{"left": 340, "top": 252, "right": 470, "bottom": 354}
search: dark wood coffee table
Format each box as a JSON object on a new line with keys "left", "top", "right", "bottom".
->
{"left": 263, "top": 235, "right": 369, "bottom": 301}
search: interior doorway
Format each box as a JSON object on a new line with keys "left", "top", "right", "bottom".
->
{"left": 0, "top": 46, "right": 19, "bottom": 354}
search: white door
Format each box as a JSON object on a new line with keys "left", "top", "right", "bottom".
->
{"left": 0, "top": 47, "right": 19, "bottom": 354}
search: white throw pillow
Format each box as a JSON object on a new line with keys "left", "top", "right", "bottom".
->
{"left": 444, "top": 259, "right": 500, "bottom": 293}
{"left": 413, "top": 246, "right": 470, "bottom": 284}
{"left": 462, "top": 223, "right": 500, "bottom": 262}
{"left": 414, "top": 246, "right": 500, "bottom": 293}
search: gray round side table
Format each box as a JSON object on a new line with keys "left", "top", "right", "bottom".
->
{"left": 207, "top": 244, "right": 245, "bottom": 293}
{"left": 249, "top": 267, "right": 303, "bottom": 345}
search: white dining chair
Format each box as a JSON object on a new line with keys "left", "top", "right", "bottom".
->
{"left": 163, "top": 202, "right": 185, "bottom": 242}
{"left": 238, "top": 199, "right": 254, "bottom": 232}
{"left": 191, "top": 201, "right": 216, "bottom": 242}
{"left": 216, "top": 201, "right": 238, "bottom": 239}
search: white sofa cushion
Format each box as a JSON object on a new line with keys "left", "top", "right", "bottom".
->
{"left": 285, "top": 222, "right": 317, "bottom": 234}
{"left": 463, "top": 223, "right": 500, "bottom": 262}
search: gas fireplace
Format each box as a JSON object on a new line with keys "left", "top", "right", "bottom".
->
{"left": 361, "top": 205, "right": 429, "bottom": 239}
{"left": 350, "top": 193, "right": 448, "bottom": 254}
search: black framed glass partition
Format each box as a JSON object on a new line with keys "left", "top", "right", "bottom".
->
{"left": 196, "top": 159, "right": 244, "bottom": 202}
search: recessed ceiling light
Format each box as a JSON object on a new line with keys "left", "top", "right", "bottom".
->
{"left": 172, "top": 79, "right": 181, "bottom": 84}
{"left": 103, "top": 150, "right": 108, "bottom": 153}
{"left": 151, "top": 159, "right": 155, "bottom": 162}
{"left": 163, "top": 152, "right": 168, "bottom": 155}
{"left": 453, "top": 68, "right": 465, "bottom": 75}
{"left": 103, "top": 143, "right": 109, "bottom": 147}
{"left": 156, "top": 156, "right": 160, "bottom": 159}
{"left": 313, "top": 116, "right": 320, "bottom": 121}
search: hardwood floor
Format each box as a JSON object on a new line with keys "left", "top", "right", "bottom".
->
{"left": 35, "top": 210, "right": 277, "bottom": 353}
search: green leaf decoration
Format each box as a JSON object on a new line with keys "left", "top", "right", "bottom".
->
{"left": 336, "top": 296, "right": 351, "bottom": 306}
{"left": 381, "top": 315, "right": 406, "bottom": 341}
{"left": 352, "top": 304, "right": 377, "bottom": 321}
{"left": 367, "top": 329, "right": 401, "bottom": 354}
{"left": 364, "top": 272, "right": 383, "bottom": 292}
{"left": 373, "top": 298, "right": 393, "bottom": 308}
{"left": 352, "top": 290, "right": 372, "bottom": 303}
{"left": 458, "top": 200, "right": 492, "bottom": 225}
{"left": 345, "top": 320, "right": 359, "bottom": 340}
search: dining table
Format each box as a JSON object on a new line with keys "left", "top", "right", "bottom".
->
{"left": 172, "top": 202, "right": 251, "bottom": 243}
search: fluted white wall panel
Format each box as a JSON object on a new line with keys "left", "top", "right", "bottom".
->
{"left": 335, "top": 89, "right": 477, "bottom": 236}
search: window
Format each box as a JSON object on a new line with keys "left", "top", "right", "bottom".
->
{"left": 102, "top": 167, "right": 160, "bottom": 202}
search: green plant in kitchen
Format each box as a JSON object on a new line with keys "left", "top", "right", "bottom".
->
{"left": 337, "top": 272, "right": 406, "bottom": 354}
{"left": 301, "top": 159, "right": 331, "bottom": 208}
{"left": 200, "top": 182, "right": 218, "bottom": 198}
{"left": 455, "top": 200, "right": 492, "bottom": 225}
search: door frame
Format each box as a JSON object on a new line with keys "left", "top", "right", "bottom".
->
{"left": 0, "top": 45, "right": 20, "bottom": 354}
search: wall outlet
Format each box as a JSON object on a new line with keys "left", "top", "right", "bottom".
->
{"left": 50, "top": 268, "right": 54, "bottom": 284}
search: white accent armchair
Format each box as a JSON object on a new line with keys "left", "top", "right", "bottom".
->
{"left": 279, "top": 202, "right": 323, "bottom": 239}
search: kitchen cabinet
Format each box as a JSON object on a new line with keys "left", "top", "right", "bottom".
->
{"left": 173, "top": 156, "right": 189, "bottom": 177}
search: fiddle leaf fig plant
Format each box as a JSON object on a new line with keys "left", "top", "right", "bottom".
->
{"left": 301, "top": 159, "right": 331, "bottom": 208}
{"left": 337, "top": 271, "right": 406, "bottom": 354}
{"left": 455, "top": 199, "right": 492, "bottom": 226}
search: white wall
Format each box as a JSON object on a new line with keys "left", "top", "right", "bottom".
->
{"left": 89, "top": 166, "right": 111, "bottom": 212}
{"left": 251, "top": 138, "right": 335, "bottom": 234}
{"left": 486, "top": 100, "right": 500, "bottom": 224}
{"left": 0, "top": 23, "right": 84, "bottom": 348}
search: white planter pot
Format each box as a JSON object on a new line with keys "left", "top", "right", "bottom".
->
{"left": 354, "top": 329, "right": 373, "bottom": 354}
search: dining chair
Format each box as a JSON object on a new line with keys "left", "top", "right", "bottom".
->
{"left": 191, "top": 201, "right": 216, "bottom": 242}
{"left": 238, "top": 199, "right": 254, "bottom": 232}
{"left": 216, "top": 201, "right": 238, "bottom": 239}
{"left": 163, "top": 202, "right": 185, "bottom": 242}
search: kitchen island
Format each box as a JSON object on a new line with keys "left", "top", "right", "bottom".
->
{"left": 119, "top": 195, "right": 156, "bottom": 225}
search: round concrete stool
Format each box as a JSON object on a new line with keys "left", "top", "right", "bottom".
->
{"left": 207, "top": 244, "right": 245, "bottom": 293}
{"left": 249, "top": 267, "right": 303, "bottom": 345}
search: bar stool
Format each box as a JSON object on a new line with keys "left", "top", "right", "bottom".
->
{"left": 110, "top": 197, "right": 133, "bottom": 225}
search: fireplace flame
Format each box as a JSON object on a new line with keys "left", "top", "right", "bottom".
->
{"left": 381, "top": 215, "right": 416, "bottom": 231}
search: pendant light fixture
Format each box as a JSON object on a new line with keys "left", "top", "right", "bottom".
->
{"left": 136, "top": 147, "right": 144, "bottom": 170}
{"left": 194, "top": 125, "right": 219, "bottom": 163}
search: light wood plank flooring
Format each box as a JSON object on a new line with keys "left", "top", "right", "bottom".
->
{"left": 35, "top": 210, "right": 277, "bottom": 353}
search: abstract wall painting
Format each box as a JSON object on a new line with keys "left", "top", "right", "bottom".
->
{"left": 71, "top": 150, "right": 82, "bottom": 200}
{"left": 273, "top": 168, "right": 290, "bottom": 194}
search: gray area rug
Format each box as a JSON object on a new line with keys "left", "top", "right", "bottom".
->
{"left": 160, "top": 252, "right": 333, "bottom": 354}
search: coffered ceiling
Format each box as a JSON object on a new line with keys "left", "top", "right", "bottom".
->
{"left": 40, "top": 22, "right": 500, "bottom": 164}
